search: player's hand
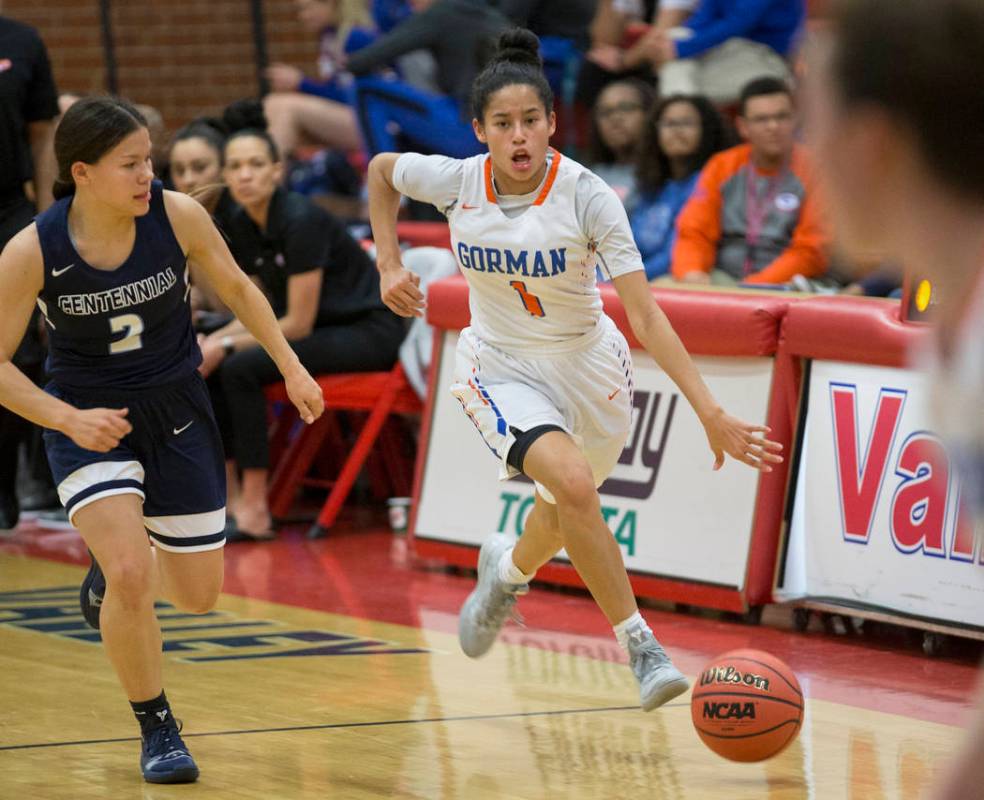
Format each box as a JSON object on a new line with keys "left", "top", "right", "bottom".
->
{"left": 62, "top": 407, "right": 132, "bottom": 453}
{"left": 265, "top": 63, "right": 303, "bottom": 93}
{"left": 702, "top": 410, "right": 783, "bottom": 473}
{"left": 380, "top": 266, "right": 425, "bottom": 318}
{"left": 285, "top": 367, "right": 324, "bottom": 424}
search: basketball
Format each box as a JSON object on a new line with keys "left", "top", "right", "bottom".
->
{"left": 691, "top": 649, "right": 804, "bottom": 762}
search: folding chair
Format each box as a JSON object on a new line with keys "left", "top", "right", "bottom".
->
{"left": 265, "top": 363, "right": 423, "bottom": 538}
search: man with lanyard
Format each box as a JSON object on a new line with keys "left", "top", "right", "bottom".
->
{"left": 670, "top": 76, "right": 828, "bottom": 286}
{"left": 0, "top": 11, "right": 59, "bottom": 528}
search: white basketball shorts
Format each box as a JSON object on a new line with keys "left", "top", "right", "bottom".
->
{"left": 450, "top": 315, "right": 634, "bottom": 503}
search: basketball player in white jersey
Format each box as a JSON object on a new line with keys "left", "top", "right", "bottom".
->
{"left": 805, "top": 2, "right": 984, "bottom": 797}
{"left": 368, "top": 28, "right": 784, "bottom": 711}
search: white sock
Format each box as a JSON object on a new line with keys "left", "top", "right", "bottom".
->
{"left": 498, "top": 547, "right": 535, "bottom": 585}
{"left": 613, "top": 611, "right": 651, "bottom": 651}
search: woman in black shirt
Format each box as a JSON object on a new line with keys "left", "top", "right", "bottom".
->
{"left": 0, "top": 15, "right": 60, "bottom": 526}
{"left": 201, "top": 111, "right": 403, "bottom": 541}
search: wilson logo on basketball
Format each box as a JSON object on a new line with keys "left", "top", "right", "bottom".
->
{"left": 698, "top": 664, "right": 770, "bottom": 691}
{"left": 692, "top": 650, "right": 804, "bottom": 763}
{"left": 702, "top": 701, "right": 757, "bottom": 720}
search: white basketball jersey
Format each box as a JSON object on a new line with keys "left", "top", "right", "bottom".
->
{"left": 448, "top": 150, "right": 612, "bottom": 355}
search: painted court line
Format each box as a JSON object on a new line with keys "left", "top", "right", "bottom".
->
{"left": 0, "top": 703, "right": 688, "bottom": 752}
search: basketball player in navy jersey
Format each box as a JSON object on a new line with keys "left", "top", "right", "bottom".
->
{"left": 806, "top": 2, "right": 984, "bottom": 798}
{"left": 0, "top": 97, "right": 323, "bottom": 784}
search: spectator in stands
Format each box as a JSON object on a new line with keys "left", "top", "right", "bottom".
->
{"left": 671, "top": 77, "right": 827, "bottom": 285}
{"left": 201, "top": 102, "right": 404, "bottom": 541}
{"left": 648, "top": 0, "right": 805, "bottom": 103}
{"left": 347, "top": 0, "right": 511, "bottom": 158}
{"left": 167, "top": 117, "right": 237, "bottom": 323}
{"left": 262, "top": 0, "right": 370, "bottom": 159}
{"left": 494, "top": 0, "right": 595, "bottom": 50}
{"left": 587, "top": 79, "right": 656, "bottom": 205}
{"left": 630, "top": 94, "right": 732, "bottom": 280}
{"left": 372, "top": 0, "right": 413, "bottom": 32}
{"left": 0, "top": 13, "right": 60, "bottom": 527}
{"left": 576, "top": 0, "right": 697, "bottom": 113}
{"left": 493, "top": 0, "right": 596, "bottom": 102}
{"left": 168, "top": 118, "right": 225, "bottom": 197}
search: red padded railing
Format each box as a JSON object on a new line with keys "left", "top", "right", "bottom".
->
{"left": 426, "top": 276, "right": 789, "bottom": 356}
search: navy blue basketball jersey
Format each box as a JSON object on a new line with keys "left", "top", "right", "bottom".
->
{"left": 35, "top": 181, "right": 202, "bottom": 391}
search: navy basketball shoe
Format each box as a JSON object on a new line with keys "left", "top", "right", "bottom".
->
{"left": 141, "top": 718, "right": 200, "bottom": 784}
{"left": 80, "top": 550, "right": 105, "bottom": 630}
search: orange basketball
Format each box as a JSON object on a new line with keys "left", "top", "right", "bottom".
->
{"left": 690, "top": 649, "right": 803, "bottom": 762}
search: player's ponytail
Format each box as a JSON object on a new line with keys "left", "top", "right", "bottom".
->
{"left": 53, "top": 96, "right": 148, "bottom": 200}
{"left": 221, "top": 98, "right": 281, "bottom": 162}
{"left": 471, "top": 28, "right": 553, "bottom": 122}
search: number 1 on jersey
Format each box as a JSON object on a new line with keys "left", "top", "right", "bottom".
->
{"left": 509, "top": 281, "right": 545, "bottom": 318}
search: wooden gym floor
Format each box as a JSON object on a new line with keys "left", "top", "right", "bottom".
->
{"left": 0, "top": 518, "right": 978, "bottom": 799}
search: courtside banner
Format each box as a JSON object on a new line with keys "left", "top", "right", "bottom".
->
{"left": 781, "top": 360, "right": 984, "bottom": 627}
{"left": 414, "top": 332, "right": 774, "bottom": 588}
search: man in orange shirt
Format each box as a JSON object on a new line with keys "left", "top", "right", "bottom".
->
{"left": 671, "top": 77, "right": 828, "bottom": 285}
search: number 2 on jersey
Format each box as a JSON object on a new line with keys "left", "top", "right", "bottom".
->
{"left": 509, "top": 281, "right": 545, "bottom": 318}
{"left": 109, "top": 313, "right": 144, "bottom": 354}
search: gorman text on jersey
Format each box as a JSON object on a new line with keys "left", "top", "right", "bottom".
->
{"left": 456, "top": 242, "right": 567, "bottom": 278}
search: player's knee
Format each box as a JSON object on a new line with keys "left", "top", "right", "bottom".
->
{"left": 177, "top": 588, "right": 219, "bottom": 615}
{"left": 169, "top": 569, "right": 222, "bottom": 614}
{"left": 546, "top": 462, "right": 598, "bottom": 513}
{"left": 103, "top": 557, "right": 155, "bottom": 608}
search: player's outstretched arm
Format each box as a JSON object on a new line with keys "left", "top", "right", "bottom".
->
{"left": 613, "top": 270, "right": 783, "bottom": 472}
{"left": 0, "top": 227, "right": 132, "bottom": 451}
{"left": 367, "top": 153, "right": 425, "bottom": 318}
{"left": 165, "top": 190, "right": 324, "bottom": 424}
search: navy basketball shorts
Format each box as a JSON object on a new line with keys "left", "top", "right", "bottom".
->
{"left": 43, "top": 373, "right": 227, "bottom": 552}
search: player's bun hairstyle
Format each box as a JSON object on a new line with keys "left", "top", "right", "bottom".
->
{"left": 221, "top": 98, "right": 281, "bottom": 162}
{"left": 170, "top": 116, "right": 228, "bottom": 163}
{"left": 53, "top": 96, "right": 148, "bottom": 200}
{"left": 471, "top": 28, "right": 554, "bottom": 122}
{"left": 831, "top": 0, "right": 984, "bottom": 202}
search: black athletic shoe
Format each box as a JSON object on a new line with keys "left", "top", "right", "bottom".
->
{"left": 0, "top": 488, "right": 19, "bottom": 531}
{"left": 140, "top": 719, "right": 199, "bottom": 784}
{"left": 80, "top": 550, "right": 105, "bottom": 630}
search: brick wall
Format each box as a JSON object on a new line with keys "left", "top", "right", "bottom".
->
{"left": 4, "top": 0, "right": 317, "bottom": 134}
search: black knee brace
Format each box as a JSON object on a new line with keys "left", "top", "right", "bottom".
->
{"left": 506, "top": 424, "right": 566, "bottom": 474}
